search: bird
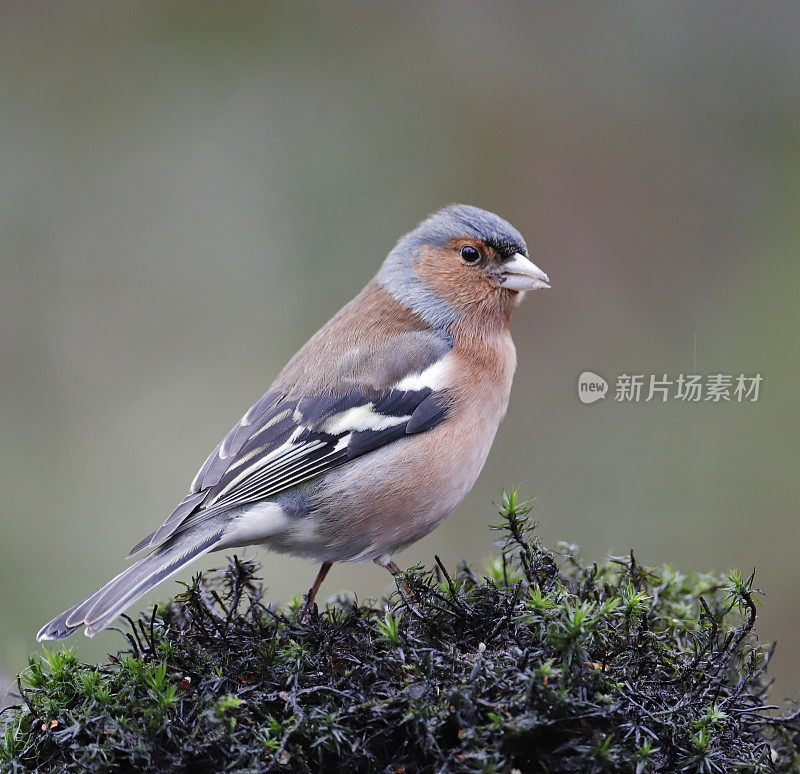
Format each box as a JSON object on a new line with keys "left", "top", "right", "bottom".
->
{"left": 37, "top": 204, "right": 550, "bottom": 641}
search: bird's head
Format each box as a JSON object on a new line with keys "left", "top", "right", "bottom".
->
{"left": 377, "top": 204, "right": 549, "bottom": 330}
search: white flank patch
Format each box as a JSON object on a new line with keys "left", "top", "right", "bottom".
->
{"left": 393, "top": 355, "right": 453, "bottom": 392}
{"left": 323, "top": 404, "right": 410, "bottom": 435}
{"left": 218, "top": 501, "right": 308, "bottom": 547}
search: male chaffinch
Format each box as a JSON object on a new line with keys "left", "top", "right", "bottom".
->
{"left": 37, "top": 204, "right": 549, "bottom": 640}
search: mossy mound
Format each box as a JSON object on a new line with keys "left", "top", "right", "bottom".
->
{"left": 3, "top": 492, "right": 799, "bottom": 772}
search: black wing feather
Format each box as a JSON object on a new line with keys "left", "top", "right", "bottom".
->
{"left": 406, "top": 393, "right": 450, "bottom": 434}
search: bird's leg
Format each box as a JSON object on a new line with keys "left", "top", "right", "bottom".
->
{"left": 301, "top": 561, "right": 332, "bottom": 619}
{"left": 374, "top": 555, "right": 411, "bottom": 598}
{"left": 382, "top": 559, "right": 402, "bottom": 575}
{"left": 374, "top": 554, "right": 402, "bottom": 575}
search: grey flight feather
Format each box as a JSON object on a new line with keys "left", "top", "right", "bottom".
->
{"left": 37, "top": 524, "right": 227, "bottom": 641}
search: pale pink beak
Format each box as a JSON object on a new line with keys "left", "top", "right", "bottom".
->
{"left": 500, "top": 253, "right": 550, "bottom": 291}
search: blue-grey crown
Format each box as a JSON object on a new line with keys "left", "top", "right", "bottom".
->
{"left": 377, "top": 204, "right": 527, "bottom": 329}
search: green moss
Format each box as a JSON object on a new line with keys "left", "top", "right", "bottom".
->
{"left": 2, "top": 491, "right": 799, "bottom": 772}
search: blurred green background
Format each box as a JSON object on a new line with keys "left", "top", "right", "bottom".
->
{"left": 2, "top": 2, "right": 799, "bottom": 703}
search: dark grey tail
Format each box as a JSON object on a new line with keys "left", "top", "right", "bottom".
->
{"left": 36, "top": 525, "right": 226, "bottom": 641}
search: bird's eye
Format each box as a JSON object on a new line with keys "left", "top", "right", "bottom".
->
{"left": 460, "top": 245, "right": 481, "bottom": 264}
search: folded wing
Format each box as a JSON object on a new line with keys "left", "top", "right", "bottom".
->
{"left": 129, "top": 337, "right": 453, "bottom": 556}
